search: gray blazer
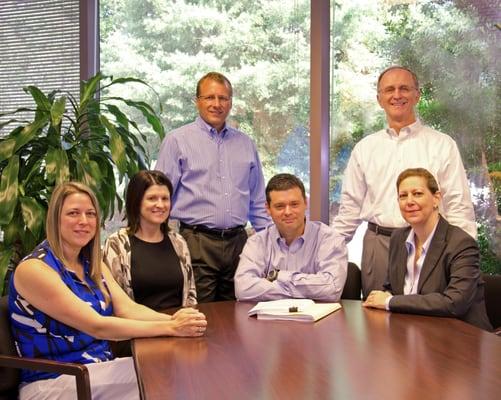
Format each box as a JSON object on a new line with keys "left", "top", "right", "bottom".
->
{"left": 385, "top": 215, "right": 492, "bottom": 331}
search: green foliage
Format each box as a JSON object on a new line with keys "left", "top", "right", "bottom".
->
{"left": 0, "top": 72, "right": 164, "bottom": 294}
{"left": 477, "top": 220, "right": 501, "bottom": 274}
{"left": 100, "top": 0, "right": 499, "bottom": 264}
{"left": 100, "top": 0, "right": 310, "bottom": 175}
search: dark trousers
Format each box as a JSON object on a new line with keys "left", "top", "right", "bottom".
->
{"left": 361, "top": 229, "right": 391, "bottom": 299}
{"left": 180, "top": 227, "right": 248, "bottom": 303}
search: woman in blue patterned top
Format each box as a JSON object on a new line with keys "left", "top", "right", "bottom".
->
{"left": 9, "top": 182, "right": 207, "bottom": 400}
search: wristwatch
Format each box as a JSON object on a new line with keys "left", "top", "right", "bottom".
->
{"left": 267, "top": 268, "right": 280, "bottom": 282}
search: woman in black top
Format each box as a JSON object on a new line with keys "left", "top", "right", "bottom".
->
{"left": 103, "top": 170, "right": 197, "bottom": 310}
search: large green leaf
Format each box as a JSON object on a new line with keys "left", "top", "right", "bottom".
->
{"left": 0, "top": 115, "right": 46, "bottom": 164}
{"left": 80, "top": 72, "right": 103, "bottom": 110}
{"left": 51, "top": 96, "right": 67, "bottom": 126}
{"left": 20, "top": 196, "right": 45, "bottom": 239}
{"left": 106, "top": 97, "right": 165, "bottom": 139}
{"left": 101, "top": 115, "right": 127, "bottom": 175}
{"left": 102, "top": 76, "right": 152, "bottom": 89}
{"left": 45, "top": 147, "right": 70, "bottom": 185}
{"left": 0, "top": 156, "right": 19, "bottom": 224}
{"left": 0, "top": 138, "right": 16, "bottom": 163}
{"left": 24, "top": 86, "right": 52, "bottom": 111}
{"left": 14, "top": 115, "right": 49, "bottom": 152}
{"left": 85, "top": 159, "right": 104, "bottom": 182}
{"left": 105, "top": 104, "right": 129, "bottom": 132}
{"left": 2, "top": 214, "right": 22, "bottom": 245}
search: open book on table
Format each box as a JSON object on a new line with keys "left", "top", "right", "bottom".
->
{"left": 248, "top": 299, "right": 342, "bottom": 322}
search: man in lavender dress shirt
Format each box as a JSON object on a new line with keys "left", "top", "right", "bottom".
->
{"left": 156, "top": 72, "right": 270, "bottom": 302}
{"left": 235, "top": 174, "right": 347, "bottom": 302}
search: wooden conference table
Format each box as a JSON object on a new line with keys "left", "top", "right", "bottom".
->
{"left": 132, "top": 300, "right": 501, "bottom": 400}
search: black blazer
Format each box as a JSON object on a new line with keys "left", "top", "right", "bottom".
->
{"left": 385, "top": 215, "right": 492, "bottom": 331}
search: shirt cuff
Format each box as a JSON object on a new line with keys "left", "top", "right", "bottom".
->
{"left": 385, "top": 294, "right": 393, "bottom": 311}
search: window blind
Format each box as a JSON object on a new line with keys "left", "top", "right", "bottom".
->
{"left": 0, "top": 0, "right": 80, "bottom": 133}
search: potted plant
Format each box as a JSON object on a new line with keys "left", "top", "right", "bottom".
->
{"left": 0, "top": 72, "right": 165, "bottom": 294}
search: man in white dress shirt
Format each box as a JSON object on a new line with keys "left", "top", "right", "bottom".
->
{"left": 333, "top": 66, "right": 476, "bottom": 299}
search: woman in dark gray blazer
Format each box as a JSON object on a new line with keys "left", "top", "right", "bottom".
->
{"left": 363, "top": 168, "right": 492, "bottom": 331}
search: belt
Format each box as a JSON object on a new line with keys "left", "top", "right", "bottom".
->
{"left": 180, "top": 222, "right": 245, "bottom": 239}
{"left": 367, "top": 222, "right": 396, "bottom": 237}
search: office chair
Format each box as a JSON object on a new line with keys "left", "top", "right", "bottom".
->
{"left": 482, "top": 273, "right": 501, "bottom": 334}
{"left": 341, "top": 262, "right": 362, "bottom": 300}
{"left": 0, "top": 296, "right": 92, "bottom": 400}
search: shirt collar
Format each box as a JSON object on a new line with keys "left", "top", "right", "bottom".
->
{"left": 405, "top": 217, "right": 440, "bottom": 255}
{"left": 386, "top": 119, "right": 422, "bottom": 140}
{"left": 196, "top": 116, "right": 229, "bottom": 139}
{"left": 273, "top": 220, "right": 308, "bottom": 251}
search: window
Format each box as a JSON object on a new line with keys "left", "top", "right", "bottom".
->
{"left": 100, "top": 0, "right": 310, "bottom": 187}
{"left": 100, "top": 0, "right": 500, "bottom": 271}
{"left": 0, "top": 0, "right": 81, "bottom": 129}
{"left": 329, "top": 0, "right": 500, "bottom": 270}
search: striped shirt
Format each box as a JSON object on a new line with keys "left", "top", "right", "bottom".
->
{"left": 155, "top": 117, "right": 270, "bottom": 231}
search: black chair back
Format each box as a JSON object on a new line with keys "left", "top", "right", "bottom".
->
{"left": 482, "top": 273, "right": 501, "bottom": 330}
{"left": 0, "top": 296, "right": 20, "bottom": 400}
{"left": 341, "top": 262, "right": 362, "bottom": 300}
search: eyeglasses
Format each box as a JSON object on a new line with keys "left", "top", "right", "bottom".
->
{"left": 197, "top": 95, "right": 232, "bottom": 104}
{"left": 378, "top": 85, "right": 418, "bottom": 95}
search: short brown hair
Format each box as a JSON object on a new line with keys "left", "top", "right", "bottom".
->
{"left": 377, "top": 66, "right": 419, "bottom": 91}
{"left": 196, "top": 72, "right": 233, "bottom": 97}
{"left": 126, "top": 170, "right": 173, "bottom": 235}
{"left": 266, "top": 173, "right": 306, "bottom": 204}
{"left": 396, "top": 168, "right": 439, "bottom": 194}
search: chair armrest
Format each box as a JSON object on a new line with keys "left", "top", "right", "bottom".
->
{"left": 0, "top": 355, "right": 91, "bottom": 400}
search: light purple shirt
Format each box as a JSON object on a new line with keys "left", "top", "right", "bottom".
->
{"left": 155, "top": 117, "right": 270, "bottom": 230}
{"left": 234, "top": 221, "right": 348, "bottom": 301}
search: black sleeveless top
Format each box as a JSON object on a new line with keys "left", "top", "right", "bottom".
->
{"left": 130, "top": 235, "right": 184, "bottom": 310}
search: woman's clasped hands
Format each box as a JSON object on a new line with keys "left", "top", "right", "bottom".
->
{"left": 171, "top": 308, "right": 207, "bottom": 337}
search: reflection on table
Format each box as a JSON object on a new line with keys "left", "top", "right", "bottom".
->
{"left": 132, "top": 300, "right": 501, "bottom": 400}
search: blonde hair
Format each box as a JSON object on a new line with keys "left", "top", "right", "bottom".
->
{"left": 46, "top": 182, "right": 109, "bottom": 303}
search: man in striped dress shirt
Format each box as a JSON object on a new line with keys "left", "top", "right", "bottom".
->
{"left": 156, "top": 72, "right": 271, "bottom": 302}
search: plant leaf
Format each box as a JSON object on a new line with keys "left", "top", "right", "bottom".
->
{"left": 45, "top": 147, "right": 70, "bottom": 185}
{"left": 14, "top": 114, "right": 49, "bottom": 152}
{"left": 0, "top": 245, "right": 14, "bottom": 295}
{"left": 20, "top": 196, "right": 45, "bottom": 239}
{"left": 80, "top": 72, "right": 103, "bottom": 110}
{"left": 0, "top": 114, "right": 47, "bottom": 164}
{"left": 101, "top": 76, "right": 161, "bottom": 105}
{"left": 105, "top": 97, "right": 165, "bottom": 140}
{"left": 51, "top": 96, "right": 67, "bottom": 126}
{"left": 0, "top": 138, "right": 17, "bottom": 163}
{"left": 105, "top": 104, "right": 129, "bottom": 131}
{"left": 0, "top": 156, "right": 19, "bottom": 224}
{"left": 100, "top": 115, "right": 127, "bottom": 175}
{"left": 2, "top": 214, "right": 22, "bottom": 245}
{"left": 24, "top": 86, "right": 52, "bottom": 111}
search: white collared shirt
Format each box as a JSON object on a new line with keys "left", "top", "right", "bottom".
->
{"left": 333, "top": 120, "right": 476, "bottom": 239}
{"left": 403, "top": 221, "right": 439, "bottom": 295}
